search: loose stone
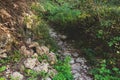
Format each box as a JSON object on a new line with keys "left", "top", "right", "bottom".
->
{"left": 72, "top": 70, "right": 78, "bottom": 74}
{"left": 72, "top": 52, "right": 79, "bottom": 57}
{"left": 45, "top": 77, "right": 52, "bottom": 80}
{"left": 70, "top": 58, "right": 75, "bottom": 64}
{"left": 73, "top": 73, "right": 80, "bottom": 78}
{"left": 63, "top": 51, "right": 71, "bottom": 56}
{"left": 24, "top": 58, "right": 38, "bottom": 69}
{"left": 76, "top": 57, "right": 83, "bottom": 63}
{"left": 33, "top": 63, "right": 49, "bottom": 72}
{"left": 49, "top": 28, "right": 93, "bottom": 80}
{"left": 48, "top": 52, "right": 57, "bottom": 64}
{"left": 11, "top": 72, "right": 24, "bottom": 80}
{"left": 72, "top": 63, "right": 81, "bottom": 71}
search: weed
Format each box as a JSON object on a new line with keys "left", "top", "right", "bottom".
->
{"left": 91, "top": 60, "right": 120, "bottom": 80}
{"left": 0, "top": 77, "right": 6, "bottom": 80}
{"left": 53, "top": 56, "right": 73, "bottom": 80}
{"left": 39, "top": 71, "right": 48, "bottom": 79}
{"left": 0, "top": 66, "right": 6, "bottom": 72}
{"left": 10, "top": 50, "right": 22, "bottom": 63}
{"left": 10, "top": 76, "right": 21, "bottom": 80}
{"left": 0, "top": 57, "right": 10, "bottom": 64}
{"left": 38, "top": 54, "right": 48, "bottom": 62}
{"left": 25, "top": 69, "right": 48, "bottom": 80}
{"left": 34, "top": 21, "right": 59, "bottom": 52}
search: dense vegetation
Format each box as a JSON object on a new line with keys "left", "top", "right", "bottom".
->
{"left": 0, "top": 0, "right": 119, "bottom": 80}
{"left": 33, "top": 0, "right": 120, "bottom": 79}
{"left": 0, "top": 1, "right": 73, "bottom": 80}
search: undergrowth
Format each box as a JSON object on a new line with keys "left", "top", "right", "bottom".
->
{"left": 53, "top": 56, "right": 73, "bottom": 80}
{"left": 37, "top": 0, "right": 120, "bottom": 79}
{"left": 91, "top": 60, "right": 120, "bottom": 80}
{"left": 32, "top": 21, "right": 59, "bottom": 52}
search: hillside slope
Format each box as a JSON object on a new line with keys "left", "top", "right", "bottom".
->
{"left": 0, "top": 1, "right": 69, "bottom": 80}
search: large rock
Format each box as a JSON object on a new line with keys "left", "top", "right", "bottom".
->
{"left": 70, "top": 58, "right": 75, "bottom": 64}
{"left": 48, "top": 52, "right": 57, "bottom": 64}
{"left": 20, "top": 46, "right": 33, "bottom": 56}
{"left": 11, "top": 71, "right": 24, "bottom": 80}
{"left": 33, "top": 62, "right": 49, "bottom": 72}
{"left": 36, "top": 46, "right": 49, "bottom": 55}
{"left": 0, "top": 53, "right": 7, "bottom": 58}
{"left": 24, "top": 58, "right": 39, "bottom": 69}
{"left": 76, "top": 57, "right": 83, "bottom": 63}
{"left": 72, "top": 70, "right": 78, "bottom": 74}
{"left": 63, "top": 51, "right": 71, "bottom": 56}
{"left": 72, "top": 63, "right": 81, "bottom": 71}
{"left": 72, "top": 52, "right": 79, "bottom": 57}
{"left": 73, "top": 73, "right": 80, "bottom": 79}
{"left": 0, "top": 25, "right": 13, "bottom": 54}
{"left": 29, "top": 42, "right": 49, "bottom": 55}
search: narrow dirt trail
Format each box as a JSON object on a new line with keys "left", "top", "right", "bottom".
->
{"left": 49, "top": 28, "right": 93, "bottom": 80}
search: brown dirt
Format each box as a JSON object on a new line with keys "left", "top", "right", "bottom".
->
{"left": 0, "top": 0, "right": 35, "bottom": 53}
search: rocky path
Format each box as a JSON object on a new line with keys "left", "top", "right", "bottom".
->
{"left": 49, "top": 28, "right": 93, "bottom": 80}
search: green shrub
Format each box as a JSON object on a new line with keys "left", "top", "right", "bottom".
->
{"left": 91, "top": 60, "right": 120, "bottom": 80}
{"left": 41, "top": 1, "right": 81, "bottom": 28}
{"left": 0, "top": 66, "right": 6, "bottom": 72}
{"left": 0, "top": 77, "right": 6, "bottom": 80}
{"left": 32, "top": 20, "right": 59, "bottom": 51}
{"left": 53, "top": 56, "right": 73, "bottom": 80}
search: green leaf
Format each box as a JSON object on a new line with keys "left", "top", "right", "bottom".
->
{"left": 0, "top": 66, "right": 6, "bottom": 72}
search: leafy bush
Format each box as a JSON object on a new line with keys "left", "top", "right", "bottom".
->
{"left": 0, "top": 66, "right": 6, "bottom": 72}
{"left": 40, "top": 1, "right": 81, "bottom": 30}
{"left": 91, "top": 60, "right": 120, "bottom": 80}
{"left": 53, "top": 56, "right": 73, "bottom": 80}
{"left": 32, "top": 20, "right": 59, "bottom": 51}
{"left": 0, "top": 77, "right": 6, "bottom": 80}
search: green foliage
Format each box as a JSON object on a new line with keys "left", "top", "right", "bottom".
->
{"left": 23, "top": 56, "right": 72, "bottom": 80}
{"left": 0, "top": 57, "right": 10, "bottom": 64}
{"left": 53, "top": 73, "right": 66, "bottom": 80}
{"left": 25, "top": 69, "right": 49, "bottom": 80}
{"left": 10, "top": 76, "right": 21, "bottom": 80}
{"left": 91, "top": 60, "right": 120, "bottom": 80}
{"left": 108, "top": 36, "right": 120, "bottom": 47}
{"left": 25, "top": 69, "right": 38, "bottom": 77}
{"left": 41, "top": 0, "right": 81, "bottom": 27}
{"left": 0, "top": 77, "right": 6, "bottom": 80}
{"left": 53, "top": 56, "right": 73, "bottom": 80}
{"left": 48, "top": 5, "right": 80, "bottom": 24}
{"left": 39, "top": 71, "right": 48, "bottom": 78}
{"left": 0, "top": 50, "right": 22, "bottom": 67}
{"left": 10, "top": 50, "right": 22, "bottom": 63}
{"left": 0, "top": 66, "right": 6, "bottom": 72}
{"left": 25, "top": 69, "right": 41, "bottom": 80}
{"left": 37, "top": 54, "right": 48, "bottom": 62}
{"left": 33, "top": 20, "right": 59, "bottom": 52}
{"left": 83, "top": 48, "right": 96, "bottom": 65}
